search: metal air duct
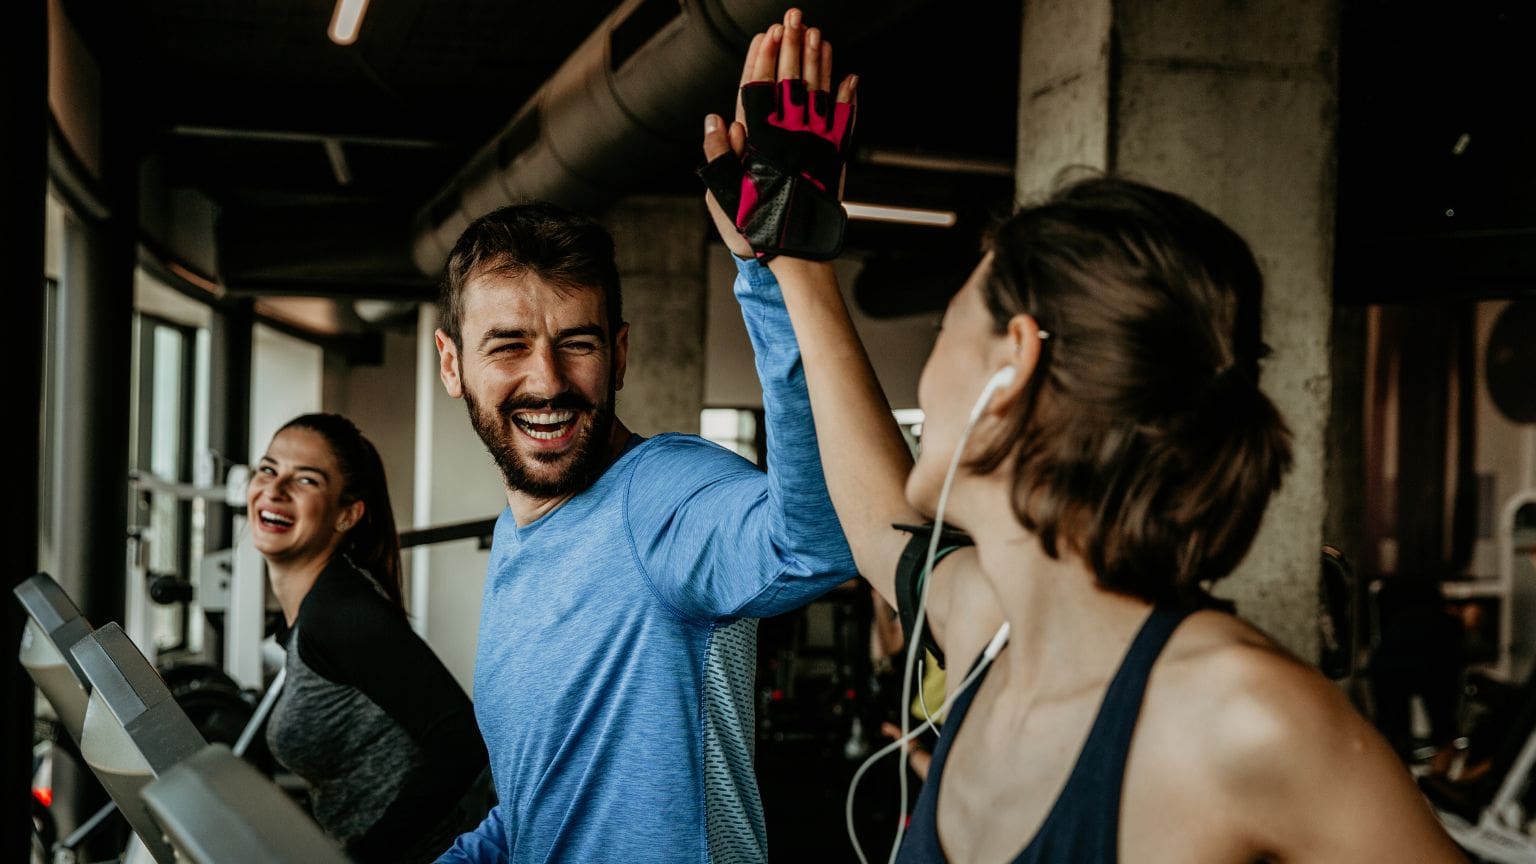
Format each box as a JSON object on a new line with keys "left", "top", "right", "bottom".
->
{"left": 410, "top": 0, "right": 922, "bottom": 277}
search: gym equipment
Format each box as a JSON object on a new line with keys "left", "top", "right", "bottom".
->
{"left": 1421, "top": 489, "right": 1536, "bottom": 861}
{"left": 161, "top": 661, "right": 276, "bottom": 775}
{"left": 128, "top": 463, "right": 267, "bottom": 689}
{"left": 14, "top": 572, "right": 94, "bottom": 743}
{"left": 141, "top": 743, "right": 348, "bottom": 864}
{"left": 70, "top": 622, "right": 207, "bottom": 863}
{"left": 1484, "top": 302, "right": 1535, "bottom": 425}
{"left": 1319, "top": 546, "right": 1359, "bottom": 681}
{"left": 1421, "top": 662, "right": 1536, "bottom": 862}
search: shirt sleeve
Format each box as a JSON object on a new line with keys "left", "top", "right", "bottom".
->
{"left": 297, "top": 578, "right": 490, "bottom": 860}
{"left": 626, "top": 257, "right": 857, "bottom": 621}
{"left": 433, "top": 807, "right": 509, "bottom": 864}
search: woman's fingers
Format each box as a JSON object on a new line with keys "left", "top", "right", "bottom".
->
{"left": 777, "top": 8, "right": 803, "bottom": 82}
{"left": 752, "top": 23, "right": 780, "bottom": 82}
{"left": 837, "top": 73, "right": 858, "bottom": 106}
{"left": 735, "top": 32, "right": 765, "bottom": 126}
{"left": 737, "top": 32, "right": 765, "bottom": 88}
{"left": 702, "top": 114, "right": 731, "bottom": 162}
{"left": 728, "top": 120, "right": 747, "bottom": 158}
{"left": 804, "top": 28, "right": 822, "bottom": 91}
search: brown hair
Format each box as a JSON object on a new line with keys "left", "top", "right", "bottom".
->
{"left": 439, "top": 201, "right": 622, "bottom": 347}
{"left": 972, "top": 177, "right": 1293, "bottom": 605}
{"left": 279, "top": 413, "right": 405, "bottom": 612}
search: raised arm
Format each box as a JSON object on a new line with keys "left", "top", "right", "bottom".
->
{"left": 698, "top": 11, "right": 931, "bottom": 615}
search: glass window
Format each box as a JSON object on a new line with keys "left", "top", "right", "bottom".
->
{"left": 132, "top": 314, "right": 197, "bottom": 654}
{"left": 701, "top": 407, "right": 761, "bottom": 466}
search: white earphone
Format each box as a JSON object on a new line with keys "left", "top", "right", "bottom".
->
{"left": 967, "top": 365, "right": 1018, "bottom": 422}
{"left": 986, "top": 364, "right": 1018, "bottom": 394}
{"left": 846, "top": 363, "right": 1021, "bottom": 864}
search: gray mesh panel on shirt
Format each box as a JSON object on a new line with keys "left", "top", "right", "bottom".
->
{"left": 701, "top": 617, "right": 766, "bottom": 863}
{"left": 266, "top": 627, "right": 457, "bottom": 863}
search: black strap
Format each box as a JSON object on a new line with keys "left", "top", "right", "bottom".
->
{"left": 892, "top": 523, "right": 974, "bottom": 670}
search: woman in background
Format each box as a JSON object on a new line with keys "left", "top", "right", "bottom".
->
{"left": 250, "top": 413, "right": 489, "bottom": 863}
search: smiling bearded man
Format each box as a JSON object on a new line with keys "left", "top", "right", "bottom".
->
{"left": 463, "top": 363, "right": 615, "bottom": 498}
{"left": 431, "top": 200, "right": 856, "bottom": 864}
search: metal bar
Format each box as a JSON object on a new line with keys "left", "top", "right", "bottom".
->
{"left": 60, "top": 800, "right": 120, "bottom": 850}
{"left": 400, "top": 518, "right": 498, "bottom": 550}
{"left": 322, "top": 139, "right": 352, "bottom": 186}
{"left": 234, "top": 667, "right": 286, "bottom": 758}
{"left": 859, "top": 148, "right": 1014, "bottom": 177}
{"left": 170, "top": 124, "right": 443, "bottom": 150}
{"left": 129, "top": 469, "right": 230, "bottom": 503}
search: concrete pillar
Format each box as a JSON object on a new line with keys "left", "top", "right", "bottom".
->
{"left": 1017, "top": 0, "right": 1338, "bottom": 658}
{"left": 605, "top": 195, "right": 710, "bottom": 437}
{"left": 2, "top": 1, "right": 47, "bottom": 859}
{"left": 205, "top": 299, "right": 254, "bottom": 554}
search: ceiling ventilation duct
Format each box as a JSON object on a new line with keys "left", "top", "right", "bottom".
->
{"left": 411, "top": 0, "right": 920, "bottom": 277}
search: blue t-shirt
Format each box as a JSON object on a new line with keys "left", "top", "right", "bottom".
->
{"left": 435, "top": 258, "right": 857, "bottom": 864}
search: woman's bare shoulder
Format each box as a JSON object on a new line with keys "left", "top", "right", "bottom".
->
{"left": 1154, "top": 610, "right": 1372, "bottom": 761}
{"left": 1144, "top": 611, "right": 1464, "bottom": 860}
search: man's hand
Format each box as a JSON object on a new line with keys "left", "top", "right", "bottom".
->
{"left": 701, "top": 8, "right": 858, "bottom": 261}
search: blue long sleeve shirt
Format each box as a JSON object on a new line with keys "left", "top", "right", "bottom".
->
{"left": 435, "top": 257, "right": 857, "bottom": 864}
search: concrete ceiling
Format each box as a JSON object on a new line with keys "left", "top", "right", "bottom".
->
{"left": 57, "top": 0, "right": 1536, "bottom": 331}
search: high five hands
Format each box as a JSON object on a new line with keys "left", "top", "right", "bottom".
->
{"left": 700, "top": 8, "right": 859, "bottom": 262}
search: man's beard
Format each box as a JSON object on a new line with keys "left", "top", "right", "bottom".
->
{"left": 465, "top": 378, "right": 617, "bottom": 499}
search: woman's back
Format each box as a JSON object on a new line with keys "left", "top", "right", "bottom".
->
{"left": 267, "top": 557, "right": 489, "bottom": 863}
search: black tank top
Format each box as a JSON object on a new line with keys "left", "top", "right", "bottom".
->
{"left": 896, "top": 606, "right": 1190, "bottom": 864}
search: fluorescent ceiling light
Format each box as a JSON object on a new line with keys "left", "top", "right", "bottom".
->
{"left": 843, "top": 201, "right": 957, "bottom": 227}
{"left": 329, "top": 0, "right": 371, "bottom": 46}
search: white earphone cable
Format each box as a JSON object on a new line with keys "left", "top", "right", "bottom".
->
{"left": 845, "top": 367, "right": 1015, "bottom": 864}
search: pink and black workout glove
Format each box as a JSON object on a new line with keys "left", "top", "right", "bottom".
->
{"left": 698, "top": 78, "right": 856, "bottom": 261}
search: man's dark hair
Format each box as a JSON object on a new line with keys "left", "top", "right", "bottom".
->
{"left": 972, "top": 176, "right": 1293, "bottom": 606}
{"left": 439, "top": 201, "right": 623, "bottom": 346}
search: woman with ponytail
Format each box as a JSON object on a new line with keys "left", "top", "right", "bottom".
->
{"left": 702, "top": 28, "right": 1460, "bottom": 855}
{"left": 250, "top": 413, "right": 489, "bottom": 862}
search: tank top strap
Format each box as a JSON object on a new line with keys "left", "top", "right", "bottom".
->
{"left": 1022, "top": 604, "right": 1191, "bottom": 863}
{"left": 895, "top": 605, "right": 1191, "bottom": 864}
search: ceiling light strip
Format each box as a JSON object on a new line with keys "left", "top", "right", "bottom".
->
{"left": 329, "top": 0, "right": 371, "bottom": 46}
{"left": 842, "top": 202, "right": 958, "bottom": 227}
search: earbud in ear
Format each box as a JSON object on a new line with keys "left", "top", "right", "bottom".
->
{"left": 987, "top": 365, "right": 1017, "bottom": 391}
{"left": 968, "top": 366, "right": 1019, "bottom": 422}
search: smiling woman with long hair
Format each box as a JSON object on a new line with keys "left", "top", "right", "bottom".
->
{"left": 251, "top": 413, "right": 489, "bottom": 863}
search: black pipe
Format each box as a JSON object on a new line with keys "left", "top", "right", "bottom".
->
{"left": 399, "top": 518, "right": 499, "bottom": 551}
{"left": 1, "top": 1, "right": 46, "bottom": 858}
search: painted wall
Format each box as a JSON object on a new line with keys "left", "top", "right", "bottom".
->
{"left": 331, "top": 320, "right": 421, "bottom": 531}
{"left": 249, "top": 324, "right": 323, "bottom": 457}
